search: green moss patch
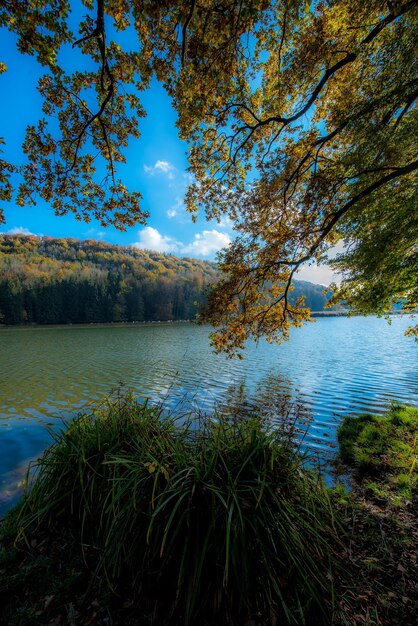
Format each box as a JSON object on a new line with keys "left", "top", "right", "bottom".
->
{"left": 2, "top": 399, "right": 417, "bottom": 625}
{"left": 338, "top": 404, "right": 418, "bottom": 505}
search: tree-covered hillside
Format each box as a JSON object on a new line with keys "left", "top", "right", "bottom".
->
{"left": 0, "top": 235, "right": 336, "bottom": 325}
{"left": 0, "top": 235, "right": 220, "bottom": 325}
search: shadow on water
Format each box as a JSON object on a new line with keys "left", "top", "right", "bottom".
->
{"left": 218, "top": 373, "right": 312, "bottom": 431}
{"left": 216, "top": 374, "right": 334, "bottom": 468}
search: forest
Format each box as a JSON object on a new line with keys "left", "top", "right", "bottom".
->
{"left": 0, "top": 234, "right": 336, "bottom": 325}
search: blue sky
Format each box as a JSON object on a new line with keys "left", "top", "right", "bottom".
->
{"left": 0, "top": 17, "right": 336, "bottom": 284}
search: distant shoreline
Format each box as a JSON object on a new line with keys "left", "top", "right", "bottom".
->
{"left": 0, "top": 319, "right": 198, "bottom": 330}
{"left": 310, "top": 310, "right": 407, "bottom": 317}
{"left": 0, "top": 311, "right": 412, "bottom": 329}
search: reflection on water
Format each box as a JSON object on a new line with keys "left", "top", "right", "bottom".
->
{"left": 0, "top": 316, "right": 417, "bottom": 515}
{"left": 218, "top": 373, "right": 315, "bottom": 456}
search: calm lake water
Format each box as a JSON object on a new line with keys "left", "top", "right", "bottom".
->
{"left": 1, "top": 316, "right": 417, "bottom": 515}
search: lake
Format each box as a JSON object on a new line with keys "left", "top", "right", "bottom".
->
{"left": 1, "top": 316, "right": 417, "bottom": 515}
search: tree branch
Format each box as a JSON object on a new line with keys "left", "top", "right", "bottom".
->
{"left": 61, "top": 0, "right": 115, "bottom": 179}
{"left": 181, "top": 0, "right": 196, "bottom": 64}
{"left": 216, "top": 0, "right": 417, "bottom": 153}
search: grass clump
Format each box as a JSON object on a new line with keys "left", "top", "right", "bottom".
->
{"left": 337, "top": 403, "right": 418, "bottom": 504}
{"left": 2, "top": 393, "right": 342, "bottom": 625}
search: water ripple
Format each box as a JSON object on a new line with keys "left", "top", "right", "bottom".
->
{"left": 0, "top": 317, "right": 417, "bottom": 514}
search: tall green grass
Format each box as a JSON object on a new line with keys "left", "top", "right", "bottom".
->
{"left": 17, "top": 394, "right": 342, "bottom": 625}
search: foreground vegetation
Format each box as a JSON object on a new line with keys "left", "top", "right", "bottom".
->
{"left": 0, "top": 398, "right": 417, "bottom": 625}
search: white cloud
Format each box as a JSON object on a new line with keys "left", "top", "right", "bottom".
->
{"left": 327, "top": 239, "right": 346, "bottom": 260}
{"left": 166, "top": 196, "right": 183, "bottom": 219}
{"left": 144, "top": 160, "right": 176, "bottom": 180}
{"left": 183, "top": 172, "right": 195, "bottom": 185}
{"left": 182, "top": 229, "right": 231, "bottom": 257}
{"left": 132, "top": 227, "right": 231, "bottom": 258}
{"left": 84, "top": 228, "right": 105, "bottom": 239}
{"left": 132, "top": 226, "right": 179, "bottom": 253}
{"left": 296, "top": 242, "right": 345, "bottom": 285}
{"left": 216, "top": 215, "right": 234, "bottom": 230}
{"left": 0, "top": 226, "right": 35, "bottom": 236}
{"left": 296, "top": 263, "right": 340, "bottom": 286}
